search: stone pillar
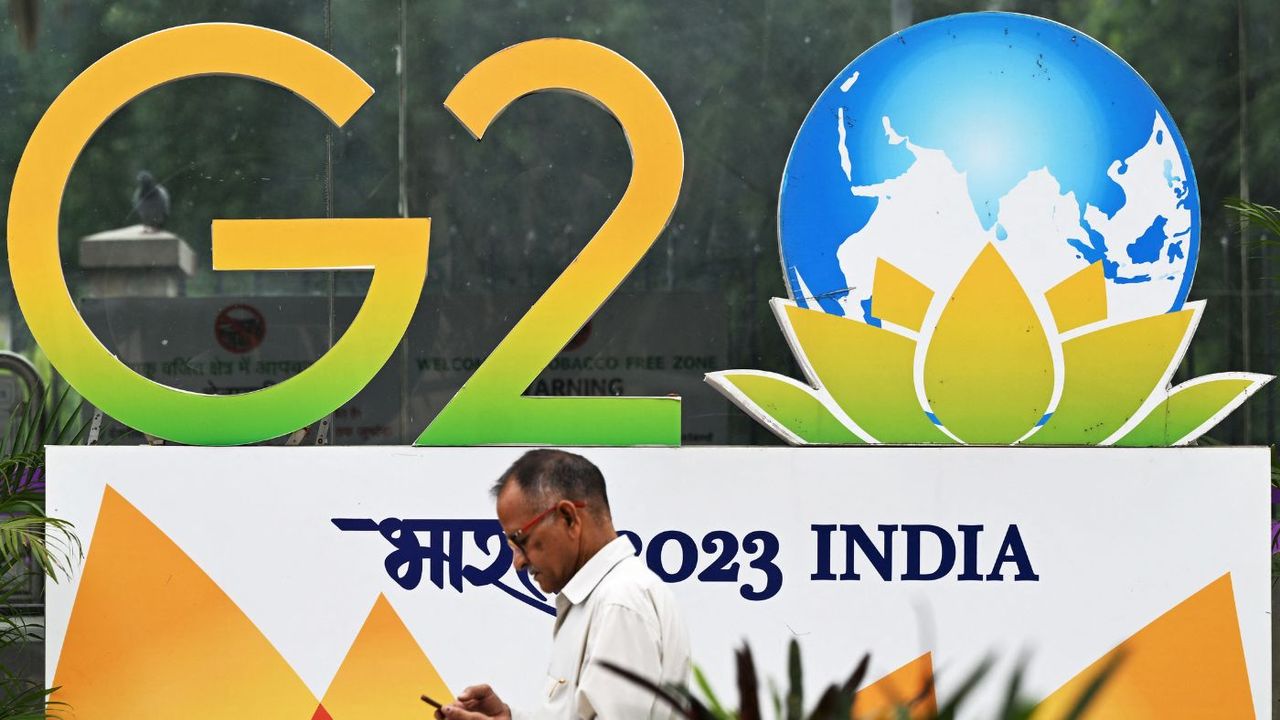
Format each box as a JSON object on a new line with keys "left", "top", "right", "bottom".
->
{"left": 78, "top": 224, "right": 195, "bottom": 298}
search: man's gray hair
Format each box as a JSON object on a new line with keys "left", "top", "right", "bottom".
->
{"left": 493, "top": 449, "right": 611, "bottom": 516}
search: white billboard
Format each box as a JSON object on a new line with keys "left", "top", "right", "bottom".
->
{"left": 46, "top": 447, "right": 1268, "bottom": 718}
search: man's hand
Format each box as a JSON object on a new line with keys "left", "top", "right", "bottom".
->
{"left": 434, "top": 684, "right": 512, "bottom": 720}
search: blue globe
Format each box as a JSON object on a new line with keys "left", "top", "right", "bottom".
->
{"left": 778, "top": 12, "right": 1198, "bottom": 328}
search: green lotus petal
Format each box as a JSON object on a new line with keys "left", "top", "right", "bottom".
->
{"left": 1028, "top": 309, "right": 1194, "bottom": 445}
{"left": 1113, "top": 373, "right": 1272, "bottom": 446}
{"left": 782, "top": 303, "right": 952, "bottom": 444}
{"left": 705, "top": 370, "right": 865, "bottom": 445}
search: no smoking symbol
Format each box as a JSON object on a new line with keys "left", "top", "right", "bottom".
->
{"left": 214, "top": 304, "right": 266, "bottom": 354}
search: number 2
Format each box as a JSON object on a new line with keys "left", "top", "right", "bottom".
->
{"left": 696, "top": 530, "right": 741, "bottom": 582}
{"left": 417, "top": 39, "right": 684, "bottom": 446}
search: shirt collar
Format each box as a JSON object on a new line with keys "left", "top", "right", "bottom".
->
{"left": 558, "top": 536, "right": 634, "bottom": 607}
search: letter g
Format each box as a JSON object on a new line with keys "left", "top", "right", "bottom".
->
{"left": 7, "top": 24, "right": 428, "bottom": 445}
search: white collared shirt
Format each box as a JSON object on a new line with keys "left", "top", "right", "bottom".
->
{"left": 524, "top": 536, "right": 690, "bottom": 719}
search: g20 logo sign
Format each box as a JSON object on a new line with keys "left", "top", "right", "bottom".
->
{"left": 9, "top": 16, "right": 1267, "bottom": 448}
{"left": 9, "top": 24, "right": 683, "bottom": 447}
{"left": 708, "top": 13, "right": 1268, "bottom": 448}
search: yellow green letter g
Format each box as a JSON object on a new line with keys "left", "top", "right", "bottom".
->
{"left": 7, "top": 24, "right": 428, "bottom": 445}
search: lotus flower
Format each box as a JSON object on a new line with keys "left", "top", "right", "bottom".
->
{"left": 707, "top": 244, "right": 1271, "bottom": 446}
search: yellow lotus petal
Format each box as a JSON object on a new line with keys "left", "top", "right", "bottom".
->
{"left": 1113, "top": 373, "right": 1272, "bottom": 446}
{"left": 779, "top": 300, "right": 952, "bottom": 443}
{"left": 1045, "top": 260, "right": 1108, "bottom": 333}
{"left": 1028, "top": 308, "right": 1195, "bottom": 445}
{"left": 923, "top": 244, "right": 1053, "bottom": 443}
{"left": 873, "top": 258, "right": 934, "bottom": 332}
{"left": 705, "top": 370, "right": 866, "bottom": 445}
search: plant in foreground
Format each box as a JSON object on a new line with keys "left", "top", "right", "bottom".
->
{"left": 0, "top": 389, "right": 87, "bottom": 720}
{"left": 602, "top": 639, "right": 1115, "bottom": 720}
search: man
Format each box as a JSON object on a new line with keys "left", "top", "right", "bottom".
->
{"left": 438, "top": 449, "right": 689, "bottom": 720}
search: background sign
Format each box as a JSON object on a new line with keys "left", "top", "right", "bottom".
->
{"left": 47, "top": 446, "right": 1268, "bottom": 718}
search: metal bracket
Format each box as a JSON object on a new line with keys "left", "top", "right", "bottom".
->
{"left": 315, "top": 416, "right": 332, "bottom": 446}
{"left": 86, "top": 407, "right": 104, "bottom": 446}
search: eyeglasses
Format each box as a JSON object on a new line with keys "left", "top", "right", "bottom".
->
{"left": 506, "top": 500, "right": 586, "bottom": 554}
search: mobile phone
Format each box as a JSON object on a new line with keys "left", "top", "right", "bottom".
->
{"left": 420, "top": 694, "right": 443, "bottom": 710}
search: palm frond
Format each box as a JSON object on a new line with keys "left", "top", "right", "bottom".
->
{"left": 933, "top": 657, "right": 994, "bottom": 720}
{"left": 3, "top": 385, "right": 88, "bottom": 460}
{"left": 692, "top": 664, "right": 733, "bottom": 720}
{"left": 1061, "top": 652, "right": 1124, "bottom": 720}
{"left": 0, "top": 685, "right": 65, "bottom": 720}
{"left": 46, "top": 391, "right": 89, "bottom": 448}
{"left": 995, "top": 660, "right": 1027, "bottom": 719}
{"left": 1225, "top": 197, "right": 1280, "bottom": 242}
{"left": 0, "top": 381, "right": 90, "bottom": 719}
{"left": 0, "top": 513, "right": 79, "bottom": 582}
{"left": 807, "top": 654, "right": 869, "bottom": 720}
{"left": 608, "top": 642, "right": 1111, "bottom": 720}
{"left": 842, "top": 653, "right": 871, "bottom": 719}
{"left": 598, "top": 659, "right": 714, "bottom": 720}
{"left": 767, "top": 678, "right": 782, "bottom": 720}
{"left": 806, "top": 684, "right": 847, "bottom": 720}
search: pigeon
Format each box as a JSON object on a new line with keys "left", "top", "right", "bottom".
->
{"left": 132, "top": 170, "right": 170, "bottom": 230}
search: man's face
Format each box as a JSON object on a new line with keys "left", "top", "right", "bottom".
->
{"left": 496, "top": 483, "right": 581, "bottom": 594}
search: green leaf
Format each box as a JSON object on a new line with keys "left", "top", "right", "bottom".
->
{"left": 693, "top": 664, "right": 733, "bottom": 720}
{"left": 736, "top": 644, "right": 761, "bottom": 720}
{"left": 598, "top": 660, "right": 712, "bottom": 720}
{"left": 1225, "top": 197, "right": 1280, "bottom": 241}
{"left": 806, "top": 684, "right": 849, "bottom": 720}
{"left": 0, "top": 383, "right": 88, "bottom": 718}
{"left": 995, "top": 660, "right": 1037, "bottom": 720}
{"left": 1061, "top": 653, "right": 1124, "bottom": 720}
{"left": 768, "top": 678, "right": 782, "bottom": 720}
{"left": 842, "top": 654, "right": 871, "bottom": 719}
{"left": 786, "top": 638, "right": 802, "bottom": 720}
{"left": 934, "top": 658, "right": 993, "bottom": 720}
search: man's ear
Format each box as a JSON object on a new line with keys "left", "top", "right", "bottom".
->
{"left": 559, "top": 500, "right": 580, "bottom": 528}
